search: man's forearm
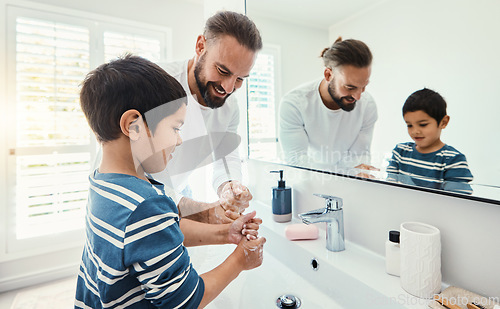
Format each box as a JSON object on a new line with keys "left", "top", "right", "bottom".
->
{"left": 178, "top": 196, "right": 220, "bottom": 223}
{"left": 217, "top": 180, "right": 231, "bottom": 197}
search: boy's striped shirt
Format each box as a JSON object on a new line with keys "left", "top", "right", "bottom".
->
{"left": 387, "top": 142, "right": 473, "bottom": 194}
{"left": 75, "top": 171, "right": 204, "bottom": 308}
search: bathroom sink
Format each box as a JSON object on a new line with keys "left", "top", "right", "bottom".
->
{"left": 189, "top": 201, "right": 429, "bottom": 309}
{"left": 190, "top": 241, "right": 340, "bottom": 309}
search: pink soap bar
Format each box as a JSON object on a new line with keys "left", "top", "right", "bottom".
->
{"left": 285, "top": 224, "right": 319, "bottom": 240}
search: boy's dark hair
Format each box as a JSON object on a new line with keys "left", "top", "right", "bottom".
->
{"left": 80, "top": 54, "right": 186, "bottom": 143}
{"left": 403, "top": 88, "right": 447, "bottom": 124}
{"left": 320, "top": 37, "right": 372, "bottom": 69}
{"left": 204, "top": 11, "right": 262, "bottom": 52}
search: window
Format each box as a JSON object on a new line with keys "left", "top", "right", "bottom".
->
{"left": 247, "top": 45, "right": 281, "bottom": 159}
{"left": 13, "top": 17, "right": 91, "bottom": 240}
{"left": 104, "top": 32, "right": 161, "bottom": 63}
{"left": 5, "top": 4, "right": 170, "bottom": 250}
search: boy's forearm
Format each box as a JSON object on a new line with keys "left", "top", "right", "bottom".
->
{"left": 179, "top": 218, "right": 229, "bottom": 247}
{"left": 198, "top": 252, "right": 244, "bottom": 308}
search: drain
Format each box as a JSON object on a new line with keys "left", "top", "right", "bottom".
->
{"left": 311, "top": 258, "right": 319, "bottom": 271}
{"left": 276, "top": 294, "right": 301, "bottom": 308}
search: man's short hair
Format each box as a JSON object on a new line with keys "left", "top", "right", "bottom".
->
{"left": 80, "top": 54, "right": 186, "bottom": 143}
{"left": 204, "top": 11, "right": 262, "bottom": 52}
{"left": 403, "top": 88, "right": 447, "bottom": 124}
{"left": 321, "top": 37, "right": 372, "bottom": 69}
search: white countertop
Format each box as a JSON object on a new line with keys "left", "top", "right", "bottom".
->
{"left": 251, "top": 200, "right": 437, "bottom": 309}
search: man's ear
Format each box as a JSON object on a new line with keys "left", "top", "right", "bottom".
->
{"left": 120, "top": 110, "right": 142, "bottom": 141}
{"left": 195, "top": 35, "right": 206, "bottom": 57}
{"left": 440, "top": 115, "right": 450, "bottom": 129}
{"left": 324, "top": 67, "right": 333, "bottom": 82}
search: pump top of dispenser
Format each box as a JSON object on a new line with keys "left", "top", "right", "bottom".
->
{"left": 270, "top": 170, "right": 286, "bottom": 188}
{"left": 389, "top": 230, "right": 400, "bottom": 243}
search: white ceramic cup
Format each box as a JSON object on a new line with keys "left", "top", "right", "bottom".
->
{"left": 400, "top": 222, "right": 441, "bottom": 298}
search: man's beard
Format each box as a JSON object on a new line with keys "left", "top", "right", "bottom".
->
{"left": 327, "top": 80, "right": 356, "bottom": 112}
{"left": 194, "top": 54, "right": 231, "bottom": 109}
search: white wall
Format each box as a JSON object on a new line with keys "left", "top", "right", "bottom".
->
{"left": 250, "top": 15, "right": 328, "bottom": 97}
{"left": 248, "top": 159, "right": 500, "bottom": 299}
{"left": 245, "top": 14, "right": 329, "bottom": 161}
{"left": 0, "top": 0, "right": 205, "bottom": 292}
{"left": 0, "top": 0, "right": 8, "bottom": 292}
{"left": 328, "top": 0, "right": 500, "bottom": 186}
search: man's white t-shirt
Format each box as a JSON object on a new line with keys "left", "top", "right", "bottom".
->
{"left": 151, "top": 60, "right": 242, "bottom": 200}
{"left": 279, "top": 79, "right": 378, "bottom": 171}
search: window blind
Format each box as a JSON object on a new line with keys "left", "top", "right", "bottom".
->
{"left": 12, "top": 16, "right": 165, "bottom": 240}
{"left": 14, "top": 17, "right": 91, "bottom": 239}
{"left": 16, "top": 17, "right": 90, "bottom": 147}
{"left": 104, "top": 31, "right": 161, "bottom": 62}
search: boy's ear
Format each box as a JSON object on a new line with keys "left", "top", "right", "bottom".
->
{"left": 439, "top": 115, "right": 450, "bottom": 129}
{"left": 120, "top": 110, "right": 143, "bottom": 141}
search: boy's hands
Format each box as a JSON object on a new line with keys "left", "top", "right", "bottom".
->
{"left": 235, "top": 236, "right": 266, "bottom": 271}
{"left": 228, "top": 211, "right": 262, "bottom": 244}
{"left": 219, "top": 181, "right": 253, "bottom": 220}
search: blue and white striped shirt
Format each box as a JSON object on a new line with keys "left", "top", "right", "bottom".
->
{"left": 386, "top": 142, "right": 473, "bottom": 194}
{"left": 75, "top": 171, "right": 204, "bottom": 308}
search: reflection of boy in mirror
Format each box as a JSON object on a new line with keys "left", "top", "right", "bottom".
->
{"left": 387, "top": 88, "right": 473, "bottom": 194}
{"left": 279, "top": 37, "right": 378, "bottom": 173}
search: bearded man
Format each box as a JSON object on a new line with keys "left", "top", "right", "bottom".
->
{"left": 279, "top": 37, "right": 378, "bottom": 172}
{"left": 154, "top": 11, "right": 262, "bottom": 222}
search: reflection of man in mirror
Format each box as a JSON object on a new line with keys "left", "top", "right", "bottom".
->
{"left": 153, "top": 11, "right": 262, "bottom": 222}
{"left": 386, "top": 88, "right": 473, "bottom": 194}
{"left": 279, "top": 37, "right": 378, "bottom": 173}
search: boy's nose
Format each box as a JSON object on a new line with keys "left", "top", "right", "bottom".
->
{"left": 176, "top": 135, "right": 182, "bottom": 146}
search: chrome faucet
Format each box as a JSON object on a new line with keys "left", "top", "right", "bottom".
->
{"left": 299, "top": 193, "right": 345, "bottom": 252}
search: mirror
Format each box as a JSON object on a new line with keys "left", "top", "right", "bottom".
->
{"left": 246, "top": 0, "right": 500, "bottom": 203}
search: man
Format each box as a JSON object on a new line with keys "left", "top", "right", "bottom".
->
{"left": 153, "top": 11, "right": 262, "bottom": 222}
{"left": 279, "top": 37, "right": 378, "bottom": 173}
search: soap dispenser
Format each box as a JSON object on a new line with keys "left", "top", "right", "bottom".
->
{"left": 270, "top": 170, "right": 292, "bottom": 222}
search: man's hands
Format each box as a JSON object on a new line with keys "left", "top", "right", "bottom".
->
{"left": 218, "top": 181, "right": 253, "bottom": 220}
{"left": 354, "top": 163, "right": 380, "bottom": 171}
{"left": 228, "top": 211, "right": 262, "bottom": 244}
{"left": 181, "top": 181, "right": 254, "bottom": 224}
{"left": 354, "top": 163, "right": 380, "bottom": 179}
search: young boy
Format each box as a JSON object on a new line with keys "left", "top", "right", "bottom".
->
{"left": 75, "top": 55, "right": 265, "bottom": 308}
{"left": 386, "top": 88, "right": 473, "bottom": 194}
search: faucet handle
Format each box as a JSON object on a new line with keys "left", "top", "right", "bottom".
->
{"left": 313, "top": 193, "right": 343, "bottom": 210}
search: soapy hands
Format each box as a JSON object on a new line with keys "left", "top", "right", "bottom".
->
{"left": 218, "top": 180, "right": 253, "bottom": 220}
{"left": 235, "top": 236, "right": 266, "bottom": 270}
{"left": 354, "top": 163, "right": 380, "bottom": 179}
{"left": 354, "top": 163, "right": 380, "bottom": 171}
{"left": 228, "top": 210, "right": 263, "bottom": 244}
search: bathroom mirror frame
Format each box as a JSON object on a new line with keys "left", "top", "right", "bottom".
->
{"left": 245, "top": 0, "right": 500, "bottom": 205}
{"left": 257, "top": 160, "right": 500, "bottom": 206}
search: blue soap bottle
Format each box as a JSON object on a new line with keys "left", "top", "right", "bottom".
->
{"left": 270, "top": 170, "right": 292, "bottom": 222}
